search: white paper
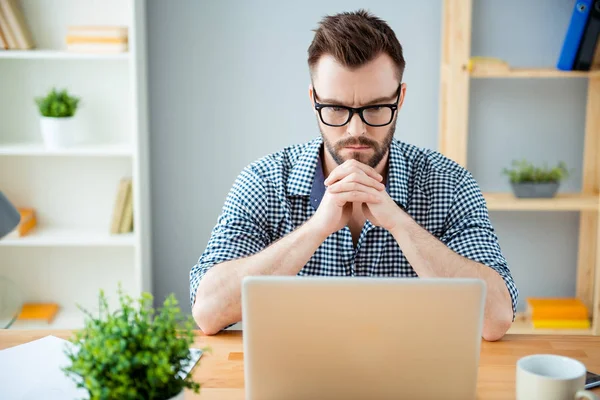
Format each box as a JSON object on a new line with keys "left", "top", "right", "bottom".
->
{"left": 0, "top": 335, "right": 203, "bottom": 400}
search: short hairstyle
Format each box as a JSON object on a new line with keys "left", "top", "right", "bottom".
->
{"left": 307, "top": 9, "right": 406, "bottom": 81}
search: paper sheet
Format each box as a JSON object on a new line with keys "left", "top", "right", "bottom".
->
{"left": 0, "top": 335, "right": 203, "bottom": 399}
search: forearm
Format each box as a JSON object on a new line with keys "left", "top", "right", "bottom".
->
{"left": 193, "top": 218, "right": 327, "bottom": 334}
{"left": 389, "top": 212, "right": 513, "bottom": 341}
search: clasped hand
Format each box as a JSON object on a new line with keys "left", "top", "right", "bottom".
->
{"left": 311, "top": 159, "right": 403, "bottom": 237}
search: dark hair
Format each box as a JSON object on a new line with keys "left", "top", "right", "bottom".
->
{"left": 307, "top": 9, "right": 406, "bottom": 80}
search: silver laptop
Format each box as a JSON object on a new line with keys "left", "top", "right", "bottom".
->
{"left": 241, "top": 276, "right": 486, "bottom": 400}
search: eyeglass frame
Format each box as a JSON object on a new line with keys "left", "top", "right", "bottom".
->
{"left": 312, "top": 83, "right": 402, "bottom": 127}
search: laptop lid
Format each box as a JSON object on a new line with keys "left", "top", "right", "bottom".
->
{"left": 242, "top": 276, "right": 485, "bottom": 400}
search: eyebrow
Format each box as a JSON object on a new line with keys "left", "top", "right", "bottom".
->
{"left": 317, "top": 89, "right": 399, "bottom": 106}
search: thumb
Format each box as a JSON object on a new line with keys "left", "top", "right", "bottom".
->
{"left": 362, "top": 203, "right": 373, "bottom": 219}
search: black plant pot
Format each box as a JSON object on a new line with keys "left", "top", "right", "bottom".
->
{"left": 510, "top": 182, "right": 560, "bottom": 198}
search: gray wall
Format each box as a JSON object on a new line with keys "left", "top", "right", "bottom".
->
{"left": 147, "top": 0, "right": 585, "bottom": 314}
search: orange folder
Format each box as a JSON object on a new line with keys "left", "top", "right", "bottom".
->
{"left": 17, "top": 303, "right": 59, "bottom": 323}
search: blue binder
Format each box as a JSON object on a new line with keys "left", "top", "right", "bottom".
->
{"left": 557, "top": 0, "right": 593, "bottom": 71}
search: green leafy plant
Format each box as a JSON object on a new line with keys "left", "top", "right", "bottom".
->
{"left": 502, "top": 159, "right": 570, "bottom": 184}
{"left": 35, "top": 87, "right": 80, "bottom": 117}
{"left": 63, "top": 287, "right": 204, "bottom": 400}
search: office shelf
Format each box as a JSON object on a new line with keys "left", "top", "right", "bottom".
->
{"left": 0, "top": 49, "right": 129, "bottom": 61}
{"left": 0, "top": 142, "right": 133, "bottom": 157}
{"left": 483, "top": 193, "right": 600, "bottom": 211}
{"left": 0, "top": 227, "right": 135, "bottom": 247}
{"left": 470, "top": 67, "right": 600, "bottom": 79}
{"left": 9, "top": 308, "right": 85, "bottom": 330}
{"left": 0, "top": 0, "right": 152, "bottom": 330}
{"left": 440, "top": 0, "right": 600, "bottom": 336}
{"left": 508, "top": 313, "right": 593, "bottom": 336}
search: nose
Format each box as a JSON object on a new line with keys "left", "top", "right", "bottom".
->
{"left": 346, "top": 111, "right": 366, "bottom": 137}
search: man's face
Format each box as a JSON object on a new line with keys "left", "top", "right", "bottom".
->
{"left": 310, "top": 53, "right": 406, "bottom": 169}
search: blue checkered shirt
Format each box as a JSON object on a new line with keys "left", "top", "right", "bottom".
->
{"left": 190, "top": 137, "right": 518, "bottom": 321}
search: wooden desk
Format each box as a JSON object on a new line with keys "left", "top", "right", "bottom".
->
{"left": 2, "top": 330, "right": 600, "bottom": 399}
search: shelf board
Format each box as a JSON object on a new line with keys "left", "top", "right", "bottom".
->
{"left": 0, "top": 142, "right": 133, "bottom": 157}
{"left": 0, "top": 49, "right": 130, "bottom": 60}
{"left": 0, "top": 227, "right": 135, "bottom": 247}
{"left": 9, "top": 308, "right": 85, "bottom": 330}
{"left": 483, "top": 193, "right": 599, "bottom": 211}
{"left": 508, "top": 312, "right": 593, "bottom": 335}
{"left": 470, "top": 67, "right": 600, "bottom": 78}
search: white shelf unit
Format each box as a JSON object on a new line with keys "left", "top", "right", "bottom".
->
{"left": 0, "top": 142, "right": 133, "bottom": 156}
{"left": 0, "top": 0, "right": 152, "bottom": 330}
{"left": 0, "top": 49, "right": 130, "bottom": 60}
{"left": 0, "top": 228, "right": 135, "bottom": 247}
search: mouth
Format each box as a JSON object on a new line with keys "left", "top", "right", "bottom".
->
{"left": 344, "top": 146, "right": 372, "bottom": 151}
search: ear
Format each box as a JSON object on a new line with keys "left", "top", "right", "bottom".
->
{"left": 308, "top": 83, "right": 317, "bottom": 114}
{"left": 397, "top": 82, "right": 407, "bottom": 110}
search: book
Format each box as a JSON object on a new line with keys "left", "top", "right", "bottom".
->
{"left": 17, "top": 303, "right": 59, "bottom": 323}
{"left": 110, "top": 178, "right": 132, "bottom": 234}
{"left": 67, "top": 25, "right": 128, "bottom": 38}
{"left": 0, "top": 23, "right": 7, "bottom": 49}
{"left": 119, "top": 185, "right": 134, "bottom": 233}
{"left": 466, "top": 56, "right": 509, "bottom": 74}
{"left": 532, "top": 319, "right": 591, "bottom": 329}
{"left": 0, "top": 2, "right": 17, "bottom": 49}
{"left": 574, "top": 0, "right": 600, "bottom": 70}
{"left": 0, "top": 0, "right": 34, "bottom": 50}
{"left": 526, "top": 297, "right": 589, "bottom": 320}
{"left": 65, "top": 25, "right": 128, "bottom": 53}
{"left": 66, "top": 42, "right": 129, "bottom": 53}
{"left": 557, "top": 0, "right": 592, "bottom": 70}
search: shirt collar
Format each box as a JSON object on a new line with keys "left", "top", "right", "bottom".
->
{"left": 286, "top": 137, "right": 323, "bottom": 197}
{"left": 291, "top": 137, "right": 409, "bottom": 212}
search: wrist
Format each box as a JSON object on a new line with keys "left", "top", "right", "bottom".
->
{"left": 388, "top": 206, "right": 411, "bottom": 237}
{"left": 303, "top": 217, "right": 330, "bottom": 243}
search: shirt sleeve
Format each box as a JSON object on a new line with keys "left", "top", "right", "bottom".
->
{"left": 439, "top": 170, "right": 519, "bottom": 320}
{"left": 189, "top": 165, "right": 272, "bottom": 311}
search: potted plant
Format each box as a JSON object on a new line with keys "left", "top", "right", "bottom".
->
{"left": 63, "top": 287, "right": 204, "bottom": 400}
{"left": 34, "top": 87, "right": 80, "bottom": 149}
{"left": 502, "top": 159, "right": 570, "bottom": 198}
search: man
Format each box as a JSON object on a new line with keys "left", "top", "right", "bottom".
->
{"left": 190, "top": 10, "right": 518, "bottom": 341}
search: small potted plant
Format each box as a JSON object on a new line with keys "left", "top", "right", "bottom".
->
{"left": 63, "top": 287, "right": 204, "bottom": 400}
{"left": 503, "top": 159, "right": 570, "bottom": 198}
{"left": 34, "top": 87, "right": 80, "bottom": 149}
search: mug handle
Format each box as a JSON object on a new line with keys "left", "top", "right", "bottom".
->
{"left": 575, "top": 390, "right": 598, "bottom": 400}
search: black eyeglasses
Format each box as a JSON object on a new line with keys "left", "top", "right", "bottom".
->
{"left": 313, "top": 84, "right": 402, "bottom": 127}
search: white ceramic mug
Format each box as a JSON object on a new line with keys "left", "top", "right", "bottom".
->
{"left": 516, "top": 354, "right": 598, "bottom": 400}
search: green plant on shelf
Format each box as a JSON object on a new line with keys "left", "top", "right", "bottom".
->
{"left": 62, "top": 286, "right": 205, "bottom": 400}
{"left": 502, "top": 159, "right": 570, "bottom": 184}
{"left": 34, "top": 87, "right": 80, "bottom": 118}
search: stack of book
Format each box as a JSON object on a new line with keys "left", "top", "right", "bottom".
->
{"left": 66, "top": 25, "right": 128, "bottom": 53}
{"left": 526, "top": 297, "right": 591, "bottom": 329}
{"left": 110, "top": 177, "right": 134, "bottom": 235}
{"left": 0, "top": 0, "right": 34, "bottom": 50}
{"left": 557, "top": 0, "right": 600, "bottom": 71}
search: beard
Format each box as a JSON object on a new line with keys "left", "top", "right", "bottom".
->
{"left": 320, "top": 119, "right": 396, "bottom": 168}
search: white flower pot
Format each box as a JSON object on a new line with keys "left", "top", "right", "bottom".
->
{"left": 39, "top": 116, "right": 76, "bottom": 149}
{"left": 167, "top": 390, "right": 184, "bottom": 400}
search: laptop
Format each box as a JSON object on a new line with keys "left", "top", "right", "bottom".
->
{"left": 241, "top": 276, "right": 486, "bottom": 400}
